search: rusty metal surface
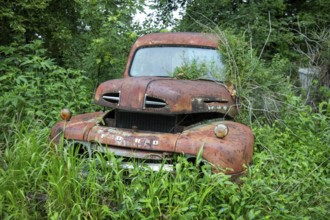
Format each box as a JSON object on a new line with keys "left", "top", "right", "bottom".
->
{"left": 50, "top": 112, "right": 253, "bottom": 174}
{"left": 95, "top": 77, "right": 238, "bottom": 117}
{"left": 175, "top": 120, "right": 254, "bottom": 174}
{"left": 94, "top": 32, "right": 237, "bottom": 117}
{"left": 50, "top": 112, "right": 104, "bottom": 144}
{"left": 88, "top": 125, "right": 179, "bottom": 151}
{"left": 49, "top": 32, "right": 254, "bottom": 176}
{"left": 123, "top": 32, "right": 219, "bottom": 78}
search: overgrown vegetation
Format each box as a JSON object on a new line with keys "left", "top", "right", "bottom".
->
{"left": 0, "top": 0, "right": 329, "bottom": 219}
{"left": 172, "top": 60, "right": 206, "bottom": 79}
{"left": 0, "top": 41, "right": 94, "bottom": 144}
{"left": 172, "top": 59, "right": 216, "bottom": 80}
{"left": 215, "top": 29, "right": 293, "bottom": 124}
{"left": 1, "top": 105, "right": 329, "bottom": 219}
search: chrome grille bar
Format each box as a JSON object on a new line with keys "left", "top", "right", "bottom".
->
{"left": 145, "top": 100, "right": 167, "bottom": 106}
{"left": 103, "top": 96, "right": 120, "bottom": 101}
{"left": 144, "top": 95, "right": 167, "bottom": 108}
{"left": 102, "top": 92, "right": 120, "bottom": 104}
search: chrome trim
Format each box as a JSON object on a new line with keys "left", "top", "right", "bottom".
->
{"left": 103, "top": 96, "right": 120, "bottom": 101}
{"left": 145, "top": 100, "right": 167, "bottom": 106}
{"left": 102, "top": 91, "right": 120, "bottom": 105}
{"left": 144, "top": 94, "right": 167, "bottom": 108}
{"left": 106, "top": 161, "right": 174, "bottom": 172}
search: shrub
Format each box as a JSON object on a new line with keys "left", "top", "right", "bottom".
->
{"left": 214, "top": 29, "right": 294, "bottom": 125}
{"left": 0, "top": 32, "right": 328, "bottom": 220}
{"left": 0, "top": 41, "right": 95, "bottom": 143}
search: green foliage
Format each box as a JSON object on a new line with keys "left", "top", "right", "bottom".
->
{"left": 174, "top": 0, "right": 294, "bottom": 60}
{"left": 296, "top": 29, "right": 330, "bottom": 106}
{"left": 0, "top": 105, "right": 329, "bottom": 219}
{"left": 63, "top": 0, "right": 141, "bottom": 82}
{"left": 172, "top": 0, "right": 330, "bottom": 62}
{"left": 0, "top": 0, "right": 142, "bottom": 83}
{"left": 248, "top": 98, "right": 330, "bottom": 219}
{"left": 213, "top": 29, "right": 293, "bottom": 124}
{"left": 0, "top": 41, "right": 94, "bottom": 143}
{"left": 172, "top": 59, "right": 209, "bottom": 80}
{"left": 0, "top": 1, "right": 329, "bottom": 219}
{"left": 0, "top": 0, "right": 81, "bottom": 62}
{"left": 0, "top": 0, "right": 51, "bottom": 44}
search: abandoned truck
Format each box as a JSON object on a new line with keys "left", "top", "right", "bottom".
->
{"left": 50, "top": 32, "right": 254, "bottom": 177}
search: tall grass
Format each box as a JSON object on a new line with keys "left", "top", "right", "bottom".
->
{"left": 0, "top": 30, "right": 328, "bottom": 219}
{"left": 0, "top": 106, "right": 329, "bottom": 219}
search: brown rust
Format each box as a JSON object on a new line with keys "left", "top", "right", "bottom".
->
{"left": 50, "top": 32, "right": 254, "bottom": 176}
{"left": 50, "top": 112, "right": 253, "bottom": 174}
{"left": 95, "top": 77, "right": 238, "bottom": 117}
{"left": 87, "top": 126, "right": 179, "bottom": 152}
{"left": 175, "top": 120, "right": 253, "bottom": 174}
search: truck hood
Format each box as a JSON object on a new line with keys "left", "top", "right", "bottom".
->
{"left": 94, "top": 77, "right": 238, "bottom": 117}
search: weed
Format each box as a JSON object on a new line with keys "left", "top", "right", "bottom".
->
{"left": 0, "top": 107, "right": 329, "bottom": 219}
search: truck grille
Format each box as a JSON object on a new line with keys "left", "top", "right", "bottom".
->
{"left": 115, "top": 110, "right": 177, "bottom": 133}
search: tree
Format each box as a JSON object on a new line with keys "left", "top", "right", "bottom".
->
{"left": 152, "top": 0, "right": 329, "bottom": 103}
{"left": 154, "top": 0, "right": 329, "bottom": 63}
{"left": 0, "top": 0, "right": 81, "bottom": 63}
{"left": 0, "top": 0, "right": 144, "bottom": 83}
{"left": 67, "top": 0, "right": 142, "bottom": 82}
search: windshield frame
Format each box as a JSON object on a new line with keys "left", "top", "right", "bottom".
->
{"left": 128, "top": 45, "right": 224, "bottom": 80}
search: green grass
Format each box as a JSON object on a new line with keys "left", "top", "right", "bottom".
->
{"left": 0, "top": 105, "right": 329, "bottom": 219}
{"left": 1, "top": 20, "right": 329, "bottom": 220}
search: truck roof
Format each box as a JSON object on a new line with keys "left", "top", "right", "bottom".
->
{"left": 133, "top": 32, "right": 219, "bottom": 48}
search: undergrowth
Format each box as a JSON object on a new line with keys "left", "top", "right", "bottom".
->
{"left": 0, "top": 105, "right": 329, "bottom": 219}
{"left": 0, "top": 30, "right": 329, "bottom": 219}
{"left": 215, "top": 29, "right": 294, "bottom": 125}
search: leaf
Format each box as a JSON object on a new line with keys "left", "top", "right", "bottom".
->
{"left": 16, "top": 75, "right": 28, "bottom": 84}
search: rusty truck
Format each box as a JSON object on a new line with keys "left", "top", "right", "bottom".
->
{"left": 50, "top": 32, "right": 254, "bottom": 177}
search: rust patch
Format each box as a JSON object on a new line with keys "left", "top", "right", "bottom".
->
{"left": 175, "top": 120, "right": 254, "bottom": 174}
{"left": 50, "top": 32, "right": 254, "bottom": 176}
{"left": 95, "top": 77, "right": 238, "bottom": 117}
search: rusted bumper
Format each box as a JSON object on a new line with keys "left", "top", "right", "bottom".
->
{"left": 50, "top": 112, "right": 253, "bottom": 175}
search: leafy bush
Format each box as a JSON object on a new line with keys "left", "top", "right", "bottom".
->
{"left": 248, "top": 98, "right": 329, "bottom": 219}
{"left": 172, "top": 59, "right": 209, "bottom": 80}
{"left": 214, "top": 29, "right": 294, "bottom": 124}
{"left": 0, "top": 41, "right": 95, "bottom": 143}
{"left": 172, "top": 58, "right": 223, "bottom": 80}
{"left": 0, "top": 27, "right": 328, "bottom": 220}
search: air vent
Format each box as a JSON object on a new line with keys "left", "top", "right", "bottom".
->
{"left": 103, "top": 92, "right": 120, "bottom": 104}
{"left": 144, "top": 95, "right": 167, "bottom": 108}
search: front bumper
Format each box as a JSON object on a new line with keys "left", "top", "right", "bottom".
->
{"left": 50, "top": 112, "right": 254, "bottom": 175}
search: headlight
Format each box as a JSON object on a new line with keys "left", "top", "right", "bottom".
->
{"left": 60, "top": 108, "right": 72, "bottom": 121}
{"left": 214, "top": 123, "right": 228, "bottom": 138}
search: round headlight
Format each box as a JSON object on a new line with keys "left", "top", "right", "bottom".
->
{"left": 214, "top": 123, "right": 228, "bottom": 138}
{"left": 60, "top": 108, "right": 72, "bottom": 121}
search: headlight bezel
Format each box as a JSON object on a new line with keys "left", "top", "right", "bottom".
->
{"left": 214, "top": 123, "right": 229, "bottom": 138}
{"left": 60, "top": 108, "right": 72, "bottom": 121}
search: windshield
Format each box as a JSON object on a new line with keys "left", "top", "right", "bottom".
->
{"left": 130, "top": 46, "right": 225, "bottom": 80}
